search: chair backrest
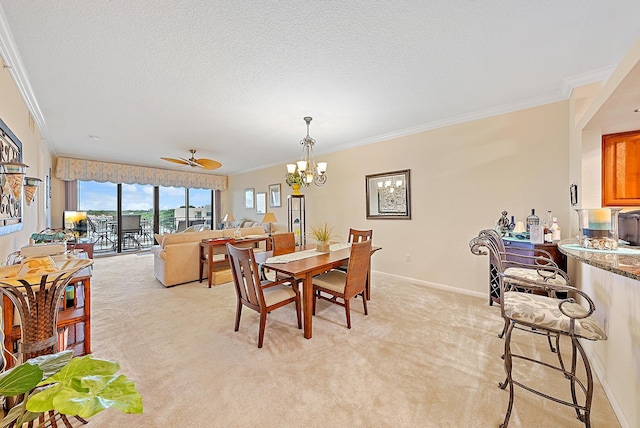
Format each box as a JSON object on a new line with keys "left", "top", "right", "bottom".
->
{"left": 227, "top": 243, "right": 265, "bottom": 312}
{"left": 348, "top": 228, "right": 373, "bottom": 243}
{"left": 86, "top": 216, "right": 97, "bottom": 234}
{"left": 272, "top": 232, "right": 296, "bottom": 256}
{"left": 121, "top": 215, "right": 141, "bottom": 233}
{"left": 344, "top": 240, "right": 373, "bottom": 297}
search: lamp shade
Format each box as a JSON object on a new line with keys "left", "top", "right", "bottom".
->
{"left": 261, "top": 212, "right": 278, "bottom": 223}
{"left": 223, "top": 213, "right": 235, "bottom": 222}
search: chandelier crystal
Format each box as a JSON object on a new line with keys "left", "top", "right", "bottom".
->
{"left": 286, "top": 117, "right": 327, "bottom": 187}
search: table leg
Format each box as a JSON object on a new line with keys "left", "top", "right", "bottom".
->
{"left": 207, "top": 246, "right": 213, "bottom": 288}
{"left": 199, "top": 246, "right": 204, "bottom": 283}
{"left": 303, "top": 272, "right": 313, "bottom": 339}
{"left": 365, "top": 265, "right": 372, "bottom": 300}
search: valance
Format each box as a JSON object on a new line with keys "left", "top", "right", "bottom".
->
{"left": 54, "top": 157, "right": 227, "bottom": 190}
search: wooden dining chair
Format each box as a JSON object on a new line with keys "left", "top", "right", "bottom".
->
{"left": 271, "top": 232, "right": 296, "bottom": 256}
{"left": 348, "top": 228, "right": 373, "bottom": 243}
{"left": 312, "top": 240, "right": 372, "bottom": 329}
{"left": 227, "top": 243, "right": 302, "bottom": 348}
{"left": 336, "top": 228, "right": 373, "bottom": 273}
{"left": 261, "top": 232, "right": 297, "bottom": 281}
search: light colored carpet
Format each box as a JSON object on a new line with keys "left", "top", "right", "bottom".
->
{"left": 86, "top": 252, "right": 619, "bottom": 427}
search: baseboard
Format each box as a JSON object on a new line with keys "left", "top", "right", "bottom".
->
{"left": 372, "top": 270, "right": 486, "bottom": 300}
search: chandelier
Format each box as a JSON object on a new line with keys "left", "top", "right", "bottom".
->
{"left": 286, "top": 117, "right": 327, "bottom": 187}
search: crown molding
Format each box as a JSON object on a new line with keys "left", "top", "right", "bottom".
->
{"left": 337, "top": 67, "right": 619, "bottom": 151}
{"left": 0, "top": 5, "right": 50, "bottom": 149}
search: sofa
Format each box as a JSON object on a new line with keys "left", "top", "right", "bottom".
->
{"left": 150, "top": 226, "right": 268, "bottom": 287}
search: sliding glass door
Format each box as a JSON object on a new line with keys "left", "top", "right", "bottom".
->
{"left": 78, "top": 181, "right": 217, "bottom": 254}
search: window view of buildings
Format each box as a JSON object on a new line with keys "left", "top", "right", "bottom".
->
{"left": 76, "top": 181, "right": 217, "bottom": 253}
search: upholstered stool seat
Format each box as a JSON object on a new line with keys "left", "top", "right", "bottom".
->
{"left": 503, "top": 267, "right": 568, "bottom": 287}
{"left": 503, "top": 292, "right": 607, "bottom": 340}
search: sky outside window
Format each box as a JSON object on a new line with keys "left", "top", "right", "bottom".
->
{"left": 79, "top": 181, "right": 211, "bottom": 211}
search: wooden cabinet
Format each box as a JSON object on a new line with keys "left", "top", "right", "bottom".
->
{"left": 488, "top": 238, "right": 567, "bottom": 305}
{"left": 603, "top": 130, "right": 640, "bottom": 206}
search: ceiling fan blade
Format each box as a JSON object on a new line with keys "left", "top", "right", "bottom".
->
{"left": 196, "top": 158, "right": 222, "bottom": 170}
{"left": 161, "top": 157, "right": 189, "bottom": 166}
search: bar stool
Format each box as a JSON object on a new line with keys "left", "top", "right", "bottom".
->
{"left": 470, "top": 230, "right": 607, "bottom": 427}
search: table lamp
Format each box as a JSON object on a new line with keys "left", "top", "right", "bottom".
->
{"left": 222, "top": 213, "right": 235, "bottom": 229}
{"left": 261, "top": 212, "right": 277, "bottom": 235}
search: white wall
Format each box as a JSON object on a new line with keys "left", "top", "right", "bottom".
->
{"left": 0, "top": 60, "right": 51, "bottom": 258}
{"left": 225, "top": 101, "right": 570, "bottom": 297}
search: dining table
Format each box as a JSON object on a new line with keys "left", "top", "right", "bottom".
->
{"left": 260, "top": 243, "right": 381, "bottom": 339}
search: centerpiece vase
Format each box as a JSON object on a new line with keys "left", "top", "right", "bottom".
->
{"left": 575, "top": 208, "right": 622, "bottom": 250}
{"left": 316, "top": 241, "right": 330, "bottom": 252}
{"left": 291, "top": 184, "right": 301, "bottom": 195}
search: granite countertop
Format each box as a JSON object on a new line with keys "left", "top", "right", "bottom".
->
{"left": 558, "top": 239, "right": 640, "bottom": 281}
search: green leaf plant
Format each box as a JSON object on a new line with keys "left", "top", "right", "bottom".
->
{"left": 0, "top": 351, "right": 142, "bottom": 427}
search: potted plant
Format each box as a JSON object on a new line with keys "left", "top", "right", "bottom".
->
{"left": 0, "top": 350, "right": 142, "bottom": 427}
{"left": 285, "top": 171, "right": 303, "bottom": 195}
{"left": 311, "top": 222, "right": 335, "bottom": 252}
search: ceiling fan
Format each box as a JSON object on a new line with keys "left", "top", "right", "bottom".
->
{"left": 161, "top": 149, "right": 221, "bottom": 170}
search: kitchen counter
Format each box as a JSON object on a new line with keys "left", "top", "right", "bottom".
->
{"left": 558, "top": 239, "right": 640, "bottom": 281}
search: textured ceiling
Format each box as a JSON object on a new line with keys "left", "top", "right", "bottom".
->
{"left": 1, "top": 1, "right": 640, "bottom": 176}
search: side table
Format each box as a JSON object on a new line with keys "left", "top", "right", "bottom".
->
{"left": 199, "top": 236, "right": 269, "bottom": 287}
{"left": 0, "top": 256, "right": 93, "bottom": 368}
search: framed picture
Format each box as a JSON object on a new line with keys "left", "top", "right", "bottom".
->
{"left": 268, "top": 183, "right": 281, "bottom": 208}
{"left": 245, "top": 188, "right": 254, "bottom": 209}
{"left": 0, "top": 117, "right": 25, "bottom": 235}
{"left": 365, "top": 169, "right": 411, "bottom": 219}
{"left": 256, "top": 192, "right": 267, "bottom": 214}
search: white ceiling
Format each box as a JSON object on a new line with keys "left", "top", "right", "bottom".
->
{"left": 1, "top": 1, "right": 640, "bottom": 176}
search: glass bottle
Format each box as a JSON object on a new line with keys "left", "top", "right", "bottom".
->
{"left": 544, "top": 210, "right": 553, "bottom": 242}
{"left": 550, "top": 217, "right": 561, "bottom": 241}
{"left": 509, "top": 216, "right": 516, "bottom": 231}
{"left": 545, "top": 211, "right": 552, "bottom": 229}
{"left": 526, "top": 209, "right": 539, "bottom": 232}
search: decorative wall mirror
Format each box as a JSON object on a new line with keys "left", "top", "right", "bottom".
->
{"left": 365, "top": 169, "right": 411, "bottom": 219}
{"left": 0, "top": 117, "right": 25, "bottom": 235}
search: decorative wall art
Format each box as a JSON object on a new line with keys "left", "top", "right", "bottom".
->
{"left": 245, "top": 188, "right": 254, "bottom": 209}
{"left": 0, "top": 117, "right": 25, "bottom": 235}
{"left": 365, "top": 169, "right": 411, "bottom": 219}
{"left": 269, "top": 183, "right": 281, "bottom": 208}
{"left": 256, "top": 192, "right": 267, "bottom": 215}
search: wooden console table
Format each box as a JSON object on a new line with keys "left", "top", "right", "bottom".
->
{"left": 199, "top": 236, "right": 270, "bottom": 288}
